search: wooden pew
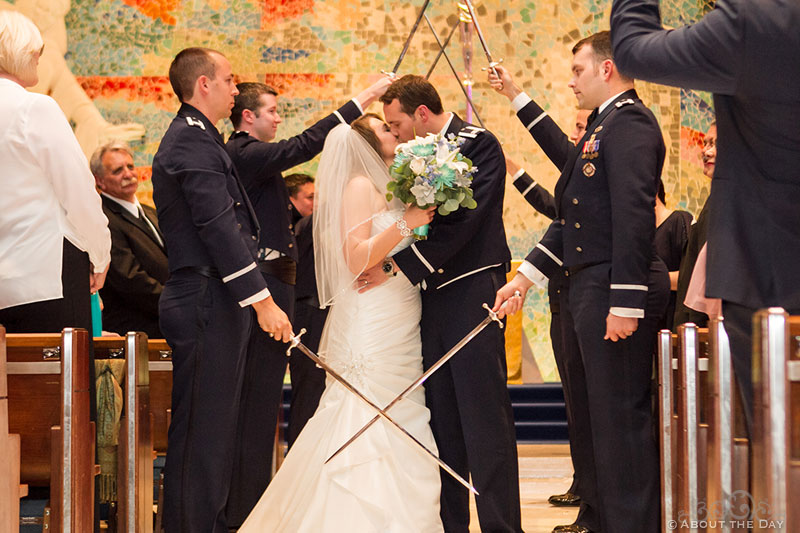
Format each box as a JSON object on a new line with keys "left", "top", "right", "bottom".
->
{"left": 147, "top": 339, "right": 172, "bottom": 455}
{"left": 0, "top": 325, "right": 25, "bottom": 531}
{"left": 752, "top": 309, "right": 800, "bottom": 531}
{"left": 95, "top": 333, "right": 153, "bottom": 533}
{"left": 6, "top": 329, "right": 94, "bottom": 532}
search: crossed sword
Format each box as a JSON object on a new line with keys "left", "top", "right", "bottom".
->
{"left": 383, "top": 0, "right": 503, "bottom": 129}
{"left": 286, "top": 303, "right": 504, "bottom": 495}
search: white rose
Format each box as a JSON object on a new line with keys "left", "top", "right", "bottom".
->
{"left": 409, "top": 157, "right": 427, "bottom": 175}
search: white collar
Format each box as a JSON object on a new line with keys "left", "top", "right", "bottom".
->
{"left": 102, "top": 192, "right": 140, "bottom": 218}
{"left": 598, "top": 91, "right": 628, "bottom": 115}
{"left": 437, "top": 112, "right": 455, "bottom": 137}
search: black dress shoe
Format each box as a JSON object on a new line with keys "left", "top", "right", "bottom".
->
{"left": 552, "top": 524, "right": 592, "bottom": 533}
{"left": 548, "top": 491, "right": 581, "bottom": 506}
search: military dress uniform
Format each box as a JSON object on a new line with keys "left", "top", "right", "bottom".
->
{"left": 152, "top": 103, "right": 270, "bottom": 533}
{"left": 515, "top": 89, "right": 669, "bottom": 533}
{"left": 224, "top": 99, "right": 363, "bottom": 526}
{"left": 393, "top": 114, "right": 521, "bottom": 533}
{"left": 510, "top": 169, "right": 582, "bottom": 503}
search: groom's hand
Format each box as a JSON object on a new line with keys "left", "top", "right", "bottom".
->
{"left": 492, "top": 273, "right": 533, "bottom": 318}
{"left": 252, "top": 296, "right": 292, "bottom": 342}
{"left": 356, "top": 261, "right": 391, "bottom": 293}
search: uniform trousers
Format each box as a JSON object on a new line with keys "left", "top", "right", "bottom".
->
{"left": 227, "top": 273, "right": 294, "bottom": 528}
{"left": 160, "top": 271, "right": 253, "bottom": 533}
{"left": 421, "top": 267, "right": 523, "bottom": 533}
{"left": 561, "top": 261, "right": 669, "bottom": 533}
{"left": 286, "top": 300, "right": 328, "bottom": 448}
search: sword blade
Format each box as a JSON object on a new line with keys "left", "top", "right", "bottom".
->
{"left": 461, "top": 0, "right": 499, "bottom": 76}
{"left": 423, "top": 13, "right": 485, "bottom": 128}
{"left": 325, "top": 304, "right": 503, "bottom": 464}
{"left": 424, "top": 16, "right": 460, "bottom": 80}
{"left": 391, "top": 0, "right": 433, "bottom": 75}
{"left": 289, "top": 336, "right": 479, "bottom": 495}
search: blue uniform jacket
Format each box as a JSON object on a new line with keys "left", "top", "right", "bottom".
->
{"left": 152, "top": 103, "right": 268, "bottom": 306}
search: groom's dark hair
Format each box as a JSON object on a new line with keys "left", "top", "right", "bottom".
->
{"left": 380, "top": 75, "right": 443, "bottom": 116}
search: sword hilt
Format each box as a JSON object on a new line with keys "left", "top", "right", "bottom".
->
{"left": 482, "top": 303, "right": 504, "bottom": 329}
{"left": 286, "top": 328, "right": 307, "bottom": 356}
{"left": 380, "top": 70, "right": 397, "bottom": 79}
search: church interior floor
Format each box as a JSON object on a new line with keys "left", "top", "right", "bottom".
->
{"left": 468, "top": 444, "right": 579, "bottom": 532}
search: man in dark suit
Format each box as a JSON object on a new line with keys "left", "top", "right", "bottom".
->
{"left": 223, "top": 78, "right": 392, "bottom": 527}
{"left": 610, "top": 0, "right": 800, "bottom": 435}
{"left": 503, "top": 109, "right": 589, "bottom": 511}
{"left": 90, "top": 141, "right": 169, "bottom": 338}
{"left": 376, "top": 75, "right": 520, "bottom": 533}
{"left": 492, "top": 32, "right": 669, "bottom": 533}
{"left": 152, "top": 47, "right": 291, "bottom": 533}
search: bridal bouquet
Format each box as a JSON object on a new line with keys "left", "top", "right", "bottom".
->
{"left": 386, "top": 133, "right": 478, "bottom": 238}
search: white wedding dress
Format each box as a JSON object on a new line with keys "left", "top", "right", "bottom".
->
{"left": 238, "top": 209, "right": 443, "bottom": 533}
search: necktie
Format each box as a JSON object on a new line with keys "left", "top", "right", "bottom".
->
{"left": 586, "top": 107, "right": 599, "bottom": 128}
{"left": 138, "top": 205, "right": 164, "bottom": 248}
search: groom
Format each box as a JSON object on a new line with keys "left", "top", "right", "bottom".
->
{"left": 377, "top": 75, "right": 522, "bottom": 532}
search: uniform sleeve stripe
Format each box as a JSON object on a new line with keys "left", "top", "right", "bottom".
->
{"left": 350, "top": 97, "right": 364, "bottom": 114}
{"left": 535, "top": 243, "right": 563, "bottom": 267}
{"left": 610, "top": 283, "right": 648, "bottom": 291}
{"left": 334, "top": 110, "right": 346, "bottom": 124}
{"left": 411, "top": 243, "right": 435, "bottom": 274}
{"left": 526, "top": 112, "right": 547, "bottom": 131}
{"left": 222, "top": 261, "right": 257, "bottom": 283}
{"left": 239, "top": 287, "right": 271, "bottom": 308}
{"left": 521, "top": 181, "right": 538, "bottom": 197}
{"left": 511, "top": 168, "right": 526, "bottom": 181}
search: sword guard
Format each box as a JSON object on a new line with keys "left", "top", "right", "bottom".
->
{"left": 380, "top": 70, "right": 397, "bottom": 79}
{"left": 482, "top": 303, "right": 504, "bottom": 329}
{"left": 286, "top": 328, "right": 307, "bottom": 356}
{"left": 480, "top": 59, "right": 504, "bottom": 73}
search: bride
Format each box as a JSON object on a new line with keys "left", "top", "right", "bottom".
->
{"left": 238, "top": 113, "right": 442, "bottom": 533}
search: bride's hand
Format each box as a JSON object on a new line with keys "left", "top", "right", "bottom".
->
{"left": 403, "top": 205, "right": 436, "bottom": 229}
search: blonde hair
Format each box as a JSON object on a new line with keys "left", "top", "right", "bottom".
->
{"left": 0, "top": 10, "right": 43, "bottom": 80}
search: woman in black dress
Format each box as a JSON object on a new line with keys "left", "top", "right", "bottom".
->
{"left": 653, "top": 179, "right": 693, "bottom": 331}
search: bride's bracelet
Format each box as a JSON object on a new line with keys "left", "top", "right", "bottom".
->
{"left": 396, "top": 217, "right": 413, "bottom": 238}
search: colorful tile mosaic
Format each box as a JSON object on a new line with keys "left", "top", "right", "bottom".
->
{"left": 55, "top": 0, "right": 717, "bottom": 381}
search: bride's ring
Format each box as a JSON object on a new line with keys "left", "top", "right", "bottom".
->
{"left": 269, "top": 332, "right": 274, "bottom": 338}
{"left": 363, "top": 281, "right": 369, "bottom": 286}
{"left": 513, "top": 290, "right": 522, "bottom": 298}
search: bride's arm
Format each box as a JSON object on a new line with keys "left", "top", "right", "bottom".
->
{"left": 342, "top": 176, "right": 433, "bottom": 275}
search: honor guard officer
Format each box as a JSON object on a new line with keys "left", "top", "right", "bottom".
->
{"left": 503, "top": 109, "right": 589, "bottom": 511}
{"left": 377, "top": 76, "right": 521, "bottom": 533}
{"left": 492, "top": 32, "right": 669, "bottom": 533}
{"left": 223, "top": 77, "right": 393, "bottom": 527}
{"left": 152, "top": 47, "right": 290, "bottom": 533}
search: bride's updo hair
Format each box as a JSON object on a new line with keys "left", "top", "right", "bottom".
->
{"left": 351, "top": 113, "right": 385, "bottom": 157}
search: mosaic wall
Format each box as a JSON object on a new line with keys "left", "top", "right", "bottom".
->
{"left": 21, "top": 0, "right": 716, "bottom": 381}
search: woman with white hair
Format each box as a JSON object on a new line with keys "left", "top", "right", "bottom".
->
{"left": 0, "top": 10, "right": 110, "bottom": 334}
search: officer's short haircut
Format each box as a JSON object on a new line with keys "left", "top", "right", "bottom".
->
{"left": 0, "top": 11, "right": 43, "bottom": 81}
{"left": 169, "top": 47, "right": 220, "bottom": 102}
{"left": 230, "top": 82, "right": 279, "bottom": 129}
{"left": 379, "top": 75, "right": 443, "bottom": 116}
{"left": 284, "top": 173, "right": 315, "bottom": 198}
{"left": 90, "top": 140, "right": 134, "bottom": 179}
{"left": 573, "top": 31, "right": 634, "bottom": 83}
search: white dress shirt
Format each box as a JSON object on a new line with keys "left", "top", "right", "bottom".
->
{"left": 101, "top": 193, "right": 164, "bottom": 247}
{"left": 0, "top": 77, "right": 111, "bottom": 309}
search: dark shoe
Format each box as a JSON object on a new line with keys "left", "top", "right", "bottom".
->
{"left": 548, "top": 491, "right": 581, "bottom": 507}
{"left": 552, "top": 524, "right": 591, "bottom": 533}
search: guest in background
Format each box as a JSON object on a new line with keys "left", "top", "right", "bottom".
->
{"left": 91, "top": 141, "right": 169, "bottom": 339}
{"left": 285, "top": 172, "right": 315, "bottom": 224}
{"left": 653, "top": 179, "right": 693, "bottom": 331}
{"left": 0, "top": 10, "right": 110, "bottom": 335}
{"left": 674, "top": 122, "right": 716, "bottom": 328}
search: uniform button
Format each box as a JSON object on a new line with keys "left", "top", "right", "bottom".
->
{"left": 576, "top": 246, "right": 583, "bottom": 253}
{"left": 237, "top": 223, "right": 242, "bottom": 229}
{"left": 556, "top": 289, "right": 561, "bottom": 294}
{"left": 289, "top": 224, "right": 293, "bottom": 230}
{"left": 574, "top": 222, "right": 581, "bottom": 229}
{"left": 572, "top": 198, "right": 579, "bottom": 205}
{"left": 437, "top": 268, "right": 444, "bottom": 274}
{"left": 564, "top": 270, "right": 570, "bottom": 277}
{"left": 560, "top": 218, "right": 566, "bottom": 226}
{"left": 235, "top": 202, "right": 242, "bottom": 207}
{"left": 288, "top": 204, "right": 293, "bottom": 210}
{"left": 251, "top": 235, "right": 257, "bottom": 241}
